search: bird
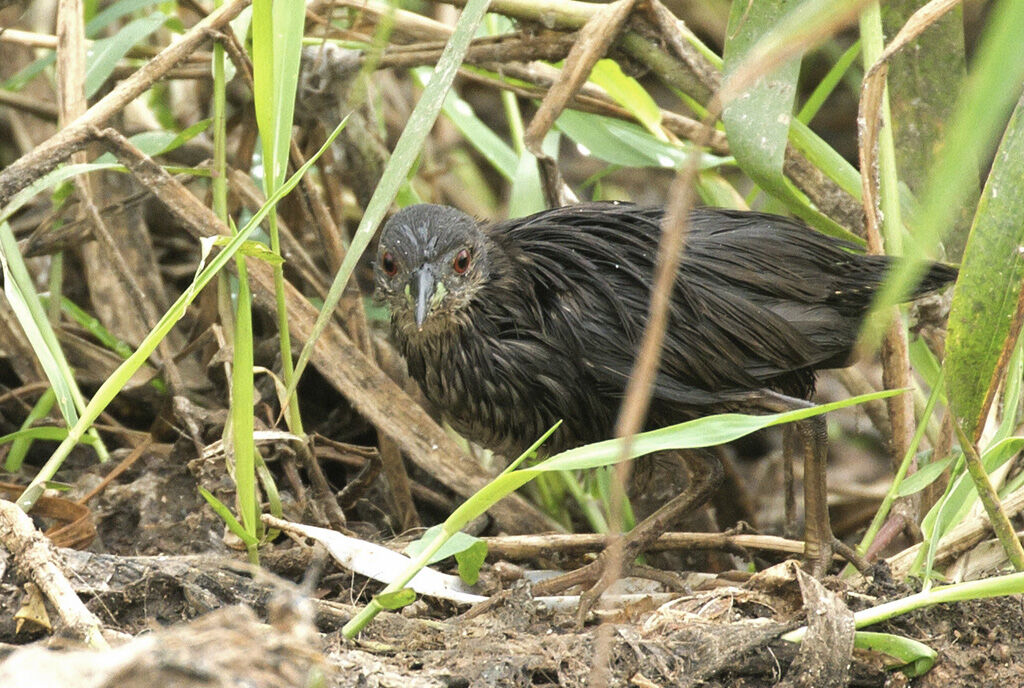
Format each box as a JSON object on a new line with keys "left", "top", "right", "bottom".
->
{"left": 373, "top": 201, "right": 957, "bottom": 593}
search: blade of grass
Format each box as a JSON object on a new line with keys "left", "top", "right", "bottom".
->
{"left": 853, "top": 631, "right": 936, "bottom": 677}
{"left": 252, "top": 0, "right": 307, "bottom": 437}
{"left": 555, "top": 109, "right": 729, "bottom": 170}
{"left": 412, "top": 66, "right": 517, "bottom": 180}
{"left": 588, "top": 58, "right": 666, "bottom": 141}
{"left": 954, "top": 424, "right": 1024, "bottom": 571}
{"left": 722, "top": 0, "right": 858, "bottom": 240}
{"left": 0, "top": 221, "right": 108, "bottom": 463}
{"left": 229, "top": 251, "right": 258, "bottom": 560}
{"left": 199, "top": 487, "right": 259, "bottom": 554}
{"left": 4, "top": 388, "right": 57, "bottom": 472}
{"left": 784, "top": 570, "right": 1024, "bottom": 642}
{"left": 847, "top": 372, "right": 944, "bottom": 573}
{"left": 912, "top": 437, "right": 1024, "bottom": 581}
{"left": 85, "top": 13, "right": 168, "bottom": 98}
{"left": 797, "top": 40, "right": 861, "bottom": 125}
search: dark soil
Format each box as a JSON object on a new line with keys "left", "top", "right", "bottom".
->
{"left": 2, "top": 426, "right": 1022, "bottom": 688}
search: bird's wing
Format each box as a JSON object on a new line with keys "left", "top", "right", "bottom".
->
{"left": 495, "top": 206, "right": 843, "bottom": 398}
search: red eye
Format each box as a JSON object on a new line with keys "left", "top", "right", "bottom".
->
{"left": 381, "top": 251, "right": 398, "bottom": 277}
{"left": 453, "top": 248, "right": 471, "bottom": 274}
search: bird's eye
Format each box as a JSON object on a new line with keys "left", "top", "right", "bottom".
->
{"left": 381, "top": 251, "right": 398, "bottom": 277}
{"left": 452, "top": 248, "right": 471, "bottom": 275}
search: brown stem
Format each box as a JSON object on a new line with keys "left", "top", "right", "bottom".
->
{"left": 955, "top": 423, "right": 1024, "bottom": 571}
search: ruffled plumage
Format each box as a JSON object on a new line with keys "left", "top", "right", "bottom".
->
{"left": 375, "top": 202, "right": 957, "bottom": 456}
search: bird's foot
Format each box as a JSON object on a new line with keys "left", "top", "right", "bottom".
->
{"left": 803, "top": 535, "right": 834, "bottom": 578}
{"left": 530, "top": 549, "right": 623, "bottom": 627}
{"left": 803, "top": 536, "right": 871, "bottom": 577}
{"left": 830, "top": 537, "right": 871, "bottom": 575}
{"left": 531, "top": 538, "right": 687, "bottom": 627}
{"left": 532, "top": 451, "right": 722, "bottom": 625}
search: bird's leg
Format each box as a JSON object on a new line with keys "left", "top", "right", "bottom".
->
{"left": 739, "top": 390, "right": 834, "bottom": 576}
{"left": 532, "top": 449, "right": 723, "bottom": 622}
{"left": 781, "top": 426, "right": 798, "bottom": 537}
{"left": 796, "top": 413, "right": 832, "bottom": 576}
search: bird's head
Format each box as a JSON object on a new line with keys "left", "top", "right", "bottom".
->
{"left": 374, "top": 204, "right": 490, "bottom": 334}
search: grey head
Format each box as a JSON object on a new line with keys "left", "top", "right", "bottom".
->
{"left": 374, "top": 204, "right": 490, "bottom": 335}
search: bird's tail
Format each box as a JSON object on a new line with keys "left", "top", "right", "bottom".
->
{"left": 915, "top": 261, "right": 959, "bottom": 297}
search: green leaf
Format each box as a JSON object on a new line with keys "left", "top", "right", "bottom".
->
{"left": 588, "top": 59, "right": 665, "bottom": 141}
{"left": 0, "top": 163, "right": 122, "bottom": 225}
{"left": 555, "top": 109, "right": 728, "bottom": 170}
{"left": 0, "top": 163, "right": 122, "bottom": 466}
{"left": 797, "top": 39, "right": 861, "bottom": 125}
{"left": 97, "top": 131, "right": 175, "bottom": 161}
{"left": 85, "top": 14, "right": 168, "bottom": 98}
{"left": 916, "top": 436, "right": 1024, "bottom": 576}
{"left": 94, "top": 120, "right": 212, "bottom": 165}
{"left": 2, "top": 0, "right": 164, "bottom": 91}
{"left": 343, "top": 389, "right": 897, "bottom": 639}
{"left": 944, "top": 91, "right": 1024, "bottom": 440}
{"left": 455, "top": 539, "right": 488, "bottom": 586}
{"left": 43, "top": 295, "right": 132, "bottom": 360}
{"left": 14, "top": 118, "right": 348, "bottom": 512}
{"left": 413, "top": 67, "right": 518, "bottom": 180}
{"left": 0, "top": 225, "right": 83, "bottom": 434}
{"left": 209, "top": 237, "right": 285, "bottom": 265}
{"left": 252, "top": 0, "right": 305, "bottom": 190}
{"left": 198, "top": 487, "right": 259, "bottom": 547}
{"left": 5, "top": 389, "right": 59, "bottom": 472}
{"left": 722, "top": 1, "right": 799, "bottom": 194}
{"left": 229, "top": 254, "right": 257, "bottom": 541}
{"left": 854, "top": 631, "right": 936, "bottom": 677}
{"left": 374, "top": 588, "right": 417, "bottom": 610}
{"left": 789, "top": 570, "right": 1024, "bottom": 651}
{"left": 508, "top": 132, "right": 557, "bottom": 219}
{"left": 406, "top": 526, "right": 481, "bottom": 562}
{"left": 86, "top": 0, "right": 165, "bottom": 35}
{"left": 406, "top": 526, "right": 489, "bottom": 586}
{"left": 996, "top": 336, "right": 1024, "bottom": 443}
{"left": 0, "top": 425, "right": 93, "bottom": 445}
{"left": 696, "top": 172, "right": 747, "bottom": 209}
{"left": 722, "top": 0, "right": 852, "bottom": 239}
{"left": 896, "top": 454, "right": 953, "bottom": 497}
{"left": 441, "top": 390, "right": 901, "bottom": 538}
{"left": 908, "top": 337, "right": 944, "bottom": 393}
{"left": 872, "top": 0, "right": 1024, "bottom": 333}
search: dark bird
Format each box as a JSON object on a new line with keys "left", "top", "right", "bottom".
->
{"left": 374, "top": 202, "right": 957, "bottom": 589}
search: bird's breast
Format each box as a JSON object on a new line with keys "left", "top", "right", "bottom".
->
{"left": 393, "top": 317, "right": 607, "bottom": 457}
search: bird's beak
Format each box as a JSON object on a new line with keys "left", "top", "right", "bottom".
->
{"left": 411, "top": 267, "right": 435, "bottom": 330}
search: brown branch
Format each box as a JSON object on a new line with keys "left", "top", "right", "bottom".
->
{"left": 483, "top": 530, "right": 821, "bottom": 560}
{"left": 0, "top": 500, "right": 109, "bottom": 649}
{"left": 377, "top": 31, "right": 579, "bottom": 69}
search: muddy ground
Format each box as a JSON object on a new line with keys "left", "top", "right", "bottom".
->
{"left": 0, "top": 406, "right": 1022, "bottom": 688}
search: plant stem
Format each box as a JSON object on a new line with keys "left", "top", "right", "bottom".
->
{"left": 955, "top": 423, "right": 1024, "bottom": 571}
